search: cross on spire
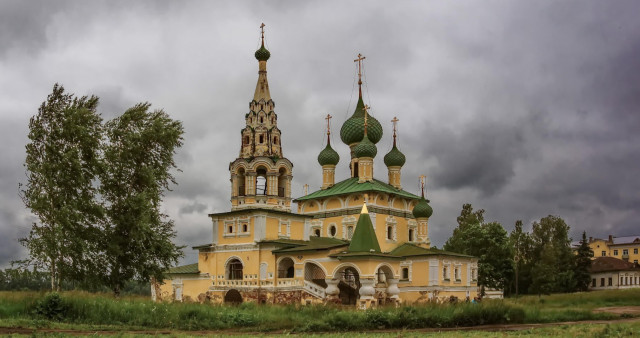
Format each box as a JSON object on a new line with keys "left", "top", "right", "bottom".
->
{"left": 363, "top": 105, "right": 371, "bottom": 135}
{"left": 391, "top": 116, "right": 399, "bottom": 146}
{"left": 354, "top": 53, "right": 366, "bottom": 86}
{"left": 260, "top": 23, "right": 265, "bottom": 44}
{"left": 325, "top": 113, "right": 333, "bottom": 144}
{"left": 419, "top": 175, "right": 426, "bottom": 198}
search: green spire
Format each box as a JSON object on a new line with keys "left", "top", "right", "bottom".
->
{"left": 348, "top": 203, "right": 381, "bottom": 253}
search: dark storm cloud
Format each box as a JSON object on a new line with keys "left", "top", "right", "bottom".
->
{"left": 1, "top": 0, "right": 640, "bottom": 268}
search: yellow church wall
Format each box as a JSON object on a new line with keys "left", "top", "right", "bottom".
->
{"left": 325, "top": 197, "right": 343, "bottom": 210}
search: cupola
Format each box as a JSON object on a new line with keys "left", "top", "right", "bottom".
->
{"left": 318, "top": 114, "right": 340, "bottom": 189}
{"left": 384, "top": 117, "right": 406, "bottom": 189}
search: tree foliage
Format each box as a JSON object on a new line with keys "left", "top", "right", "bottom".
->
{"left": 574, "top": 231, "right": 593, "bottom": 291}
{"left": 444, "top": 204, "right": 514, "bottom": 291}
{"left": 20, "top": 84, "right": 103, "bottom": 290}
{"left": 21, "top": 85, "right": 183, "bottom": 295}
{"left": 98, "top": 103, "right": 184, "bottom": 296}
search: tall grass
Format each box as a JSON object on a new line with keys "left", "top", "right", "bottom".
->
{"left": 0, "top": 290, "right": 633, "bottom": 332}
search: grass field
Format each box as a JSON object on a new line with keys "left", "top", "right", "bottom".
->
{"left": 0, "top": 289, "right": 638, "bottom": 334}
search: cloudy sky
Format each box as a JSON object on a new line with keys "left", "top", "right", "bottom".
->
{"left": 1, "top": 0, "right": 639, "bottom": 267}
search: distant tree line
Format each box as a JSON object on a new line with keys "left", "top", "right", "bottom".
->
{"left": 444, "top": 204, "right": 593, "bottom": 296}
{"left": 19, "top": 84, "right": 184, "bottom": 296}
{"left": 0, "top": 266, "right": 150, "bottom": 295}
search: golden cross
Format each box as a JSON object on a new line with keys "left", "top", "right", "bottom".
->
{"left": 260, "top": 23, "right": 265, "bottom": 43}
{"left": 419, "top": 175, "right": 426, "bottom": 198}
{"left": 391, "top": 116, "right": 399, "bottom": 142}
{"left": 363, "top": 105, "right": 370, "bottom": 133}
{"left": 303, "top": 184, "right": 309, "bottom": 195}
{"left": 325, "top": 114, "right": 332, "bottom": 136}
{"left": 354, "top": 53, "right": 366, "bottom": 85}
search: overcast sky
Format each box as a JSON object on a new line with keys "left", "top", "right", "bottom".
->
{"left": 1, "top": 0, "right": 639, "bottom": 268}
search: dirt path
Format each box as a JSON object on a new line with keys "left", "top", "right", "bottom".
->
{"left": 1, "top": 306, "right": 639, "bottom": 336}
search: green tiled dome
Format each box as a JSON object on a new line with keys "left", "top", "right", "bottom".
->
{"left": 255, "top": 43, "right": 271, "bottom": 61}
{"left": 317, "top": 143, "right": 340, "bottom": 166}
{"left": 353, "top": 133, "right": 377, "bottom": 158}
{"left": 412, "top": 197, "right": 433, "bottom": 218}
{"left": 340, "top": 97, "right": 383, "bottom": 145}
{"left": 383, "top": 145, "right": 406, "bottom": 167}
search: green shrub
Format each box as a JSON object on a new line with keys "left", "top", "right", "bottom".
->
{"left": 33, "top": 292, "right": 68, "bottom": 321}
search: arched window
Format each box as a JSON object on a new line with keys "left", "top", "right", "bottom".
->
{"left": 347, "top": 226, "right": 354, "bottom": 240}
{"left": 277, "top": 168, "right": 287, "bottom": 197}
{"left": 260, "top": 116, "right": 264, "bottom": 123}
{"left": 259, "top": 135, "right": 264, "bottom": 143}
{"left": 242, "top": 223, "right": 248, "bottom": 233}
{"left": 402, "top": 268, "right": 409, "bottom": 280}
{"left": 273, "top": 136, "right": 278, "bottom": 145}
{"left": 243, "top": 136, "right": 250, "bottom": 145}
{"left": 256, "top": 167, "right": 267, "bottom": 195}
{"left": 277, "top": 258, "right": 295, "bottom": 278}
{"left": 227, "top": 259, "right": 243, "bottom": 280}
{"left": 314, "top": 228, "right": 321, "bottom": 237}
{"left": 237, "top": 168, "right": 246, "bottom": 196}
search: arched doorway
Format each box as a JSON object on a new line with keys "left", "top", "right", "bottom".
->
{"left": 335, "top": 266, "right": 360, "bottom": 305}
{"left": 224, "top": 289, "right": 243, "bottom": 304}
{"left": 256, "top": 167, "right": 267, "bottom": 195}
{"left": 226, "top": 258, "right": 243, "bottom": 280}
{"left": 277, "top": 257, "right": 295, "bottom": 278}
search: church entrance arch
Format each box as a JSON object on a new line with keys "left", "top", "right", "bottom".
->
{"left": 334, "top": 265, "right": 360, "bottom": 305}
{"left": 224, "top": 289, "right": 243, "bottom": 304}
{"left": 277, "top": 257, "right": 295, "bottom": 278}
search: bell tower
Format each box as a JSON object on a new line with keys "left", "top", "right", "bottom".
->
{"left": 230, "top": 24, "right": 293, "bottom": 211}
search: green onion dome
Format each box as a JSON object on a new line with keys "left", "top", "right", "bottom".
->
{"left": 353, "top": 133, "right": 377, "bottom": 158}
{"left": 317, "top": 143, "right": 340, "bottom": 166}
{"left": 383, "top": 145, "right": 406, "bottom": 167}
{"left": 340, "top": 97, "right": 383, "bottom": 145}
{"left": 255, "top": 43, "right": 271, "bottom": 61}
{"left": 412, "top": 197, "right": 433, "bottom": 218}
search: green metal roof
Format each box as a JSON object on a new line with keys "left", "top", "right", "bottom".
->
{"left": 167, "top": 263, "right": 199, "bottom": 274}
{"left": 389, "top": 243, "right": 474, "bottom": 258}
{"left": 266, "top": 237, "right": 349, "bottom": 253}
{"left": 295, "top": 177, "right": 421, "bottom": 202}
{"left": 348, "top": 209, "right": 381, "bottom": 253}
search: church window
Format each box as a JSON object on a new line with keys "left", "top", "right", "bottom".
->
{"left": 237, "top": 168, "right": 246, "bottom": 196}
{"left": 259, "top": 135, "right": 264, "bottom": 143}
{"left": 314, "top": 228, "right": 321, "bottom": 237}
{"left": 614, "top": 250, "right": 619, "bottom": 256}
{"left": 353, "top": 162, "right": 359, "bottom": 178}
{"left": 277, "top": 168, "right": 287, "bottom": 197}
{"left": 329, "top": 225, "right": 337, "bottom": 237}
{"left": 635, "top": 248, "right": 638, "bottom": 254}
{"left": 443, "top": 266, "right": 449, "bottom": 280}
{"left": 387, "top": 226, "right": 393, "bottom": 240}
{"left": 600, "top": 278, "right": 605, "bottom": 287}
{"left": 623, "top": 249, "right": 629, "bottom": 256}
{"left": 227, "top": 259, "right": 243, "bottom": 280}
{"left": 260, "top": 116, "right": 264, "bottom": 123}
{"left": 602, "top": 251, "right": 606, "bottom": 256}
{"left": 347, "top": 226, "right": 354, "bottom": 239}
{"left": 243, "top": 136, "right": 249, "bottom": 145}
{"left": 242, "top": 223, "right": 248, "bottom": 233}
{"left": 274, "top": 136, "right": 278, "bottom": 145}
{"left": 608, "top": 277, "right": 612, "bottom": 286}
{"left": 401, "top": 268, "right": 409, "bottom": 280}
{"left": 408, "top": 229, "right": 414, "bottom": 242}
{"left": 228, "top": 225, "right": 233, "bottom": 234}
{"left": 455, "top": 267, "right": 460, "bottom": 281}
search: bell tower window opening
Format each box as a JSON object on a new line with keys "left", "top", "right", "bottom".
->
{"left": 259, "top": 135, "right": 264, "bottom": 143}
{"left": 237, "top": 168, "right": 246, "bottom": 197}
{"left": 256, "top": 167, "right": 267, "bottom": 195}
{"left": 277, "top": 168, "right": 287, "bottom": 198}
{"left": 260, "top": 116, "right": 264, "bottom": 123}
{"left": 353, "top": 162, "right": 359, "bottom": 178}
{"left": 274, "top": 136, "right": 278, "bottom": 145}
{"left": 243, "top": 135, "right": 250, "bottom": 145}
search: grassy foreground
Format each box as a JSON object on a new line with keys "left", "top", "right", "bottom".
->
{"left": 0, "top": 289, "right": 637, "bottom": 333}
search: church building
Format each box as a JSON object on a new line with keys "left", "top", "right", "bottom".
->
{"left": 155, "top": 26, "right": 479, "bottom": 307}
